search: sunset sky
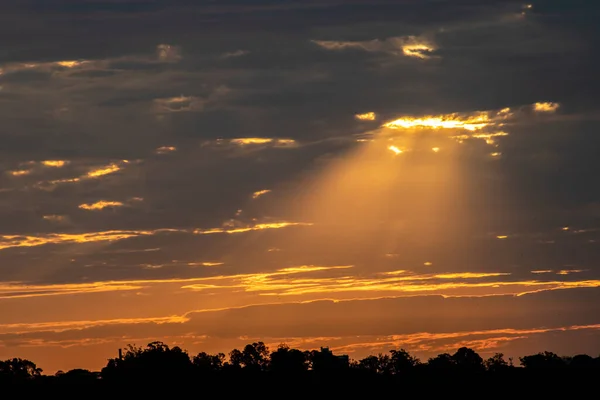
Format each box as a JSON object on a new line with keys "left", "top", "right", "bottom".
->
{"left": 1, "top": 0, "right": 600, "bottom": 373}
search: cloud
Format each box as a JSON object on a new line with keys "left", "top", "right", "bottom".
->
{"left": 534, "top": 102, "right": 560, "bottom": 113}
{"left": 0, "top": 229, "right": 181, "bottom": 252}
{"left": 78, "top": 201, "right": 125, "bottom": 211}
{"left": 194, "top": 221, "right": 313, "bottom": 235}
{"left": 153, "top": 95, "right": 205, "bottom": 113}
{"left": 155, "top": 146, "right": 177, "bottom": 154}
{"left": 3, "top": 288, "right": 600, "bottom": 373}
{"left": 252, "top": 189, "right": 271, "bottom": 199}
{"left": 312, "top": 35, "right": 437, "bottom": 59}
{"left": 355, "top": 112, "right": 377, "bottom": 121}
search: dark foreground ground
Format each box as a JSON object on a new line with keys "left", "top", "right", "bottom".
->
{"left": 6, "top": 370, "right": 598, "bottom": 397}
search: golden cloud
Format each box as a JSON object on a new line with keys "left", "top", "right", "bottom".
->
{"left": 252, "top": 189, "right": 271, "bottom": 199}
{"left": 78, "top": 201, "right": 125, "bottom": 211}
{"left": 34, "top": 160, "right": 129, "bottom": 190}
{"left": 534, "top": 102, "right": 560, "bottom": 113}
{"left": 0, "top": 315, "right": 189, "bottom": 335}
{"left": 7, "top": 169, "right": 31, "bottom": 177}
{"left": 0, "top": 229, "right": 183, "bottom": 252}
{"left": 180, "top": 266, "right": 600, "bottom": 299}
{"left": 355, "top": 112, "right": 377, "bottom": 121}
{"left": 41, "top": 160, "right": 68, "bottom": 168}
{"left": 374, "top": 102, "right": 557, "bottom": 153}
{"left": 312, "top": 35, "right": 437, "bottom": 59}
{"left": 194, "top": 221, "right": 313, "bottom": 235}
{"left": 229, "top": 138, "right": 297, "bottom": 147}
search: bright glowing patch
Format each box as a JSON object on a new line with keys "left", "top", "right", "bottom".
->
{"left": 86, "top": 163, "right": 121, "bottom": 178}
{"left": 198, "top": 262, "right": 225, "bottom": 267}
{"left": 496, "top": 235, "right": 509, "bottom": 239}
{"left": 228, "top": 138, "right": 297, "bottom": 147}
{"left": 78, "top": 201, "right": 125, "bottom": 211}
{"left": 232, "top": 138, "right": 273, "bottom": 144}
{"left": 432, "top": 147, "right": 440, "bottom": 153}
{"left": 252, "top": 189, "right": 271, "bottom": 199}
{"left": 195, "top": 222, "right": 313, "bottom": 235}
{"left": 534, "top": 102, "right": 560, "bottom": 113}
{"left": 388, "top": 145, "right": 403, "bottom": 155}
{"left": 8, "top": 169, "right": 31, "bottom": 177}
{"left": 402, "top": 44, "right": 435, "bottom": 59}
{"left": 56, "top": 61, "right": 84, "bottom": 68}
{"left": 41, "top": 160, "right": 68, "bottom": 168}
{"left": 377, "top": 103, "right": 554, "bottom": 150}
{"left": 355, "top": 112, "right": 376, "bottom": 121}
{"left": 383, "top": 112, "right": 491, "bottom": 131}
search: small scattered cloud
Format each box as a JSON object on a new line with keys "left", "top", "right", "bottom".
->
{"left": 42, "top": 215, "right": 67, "bottom": 223}
{"left": 252, "top": 189, "right": 271, "bottom": 199}
{"left": 229, "top": 138, "right": 297, "bottom": 147}
{"left": 355, "top": 112, "right": 377, "bottom": 121}
{"left": 194, "top": 221, "right": 313, "bottom": 235}
{"left": 156, "top": 44, "right": 182, "bottom": 63}
{"left": 155, "top": 146, "right": 177, "bottom": 154}
{"left": 32, "top": 160, "right": 132, "bottom": 191}
{"left": 7, "top": 169, "right": 32, "bottom": 177}
{"left": 78, "top": 201, "right": 125, "bottom": 211}
{"left": 0, "top": 229, "right": 184, "bottom": 252}
{"left": 153, "top": 95, "right": 205, "bottom": 113}
{"left": 41, "top": 160, "right": 68, "bottom": 168}
{"left": 312, "top": 35, "right": 437, "bottom": 59}
{"left": 533, "top": 102, "right": 560, "bottom": 113}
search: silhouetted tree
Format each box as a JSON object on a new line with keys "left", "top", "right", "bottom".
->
{"left": 228, "top": 348, "right": 244, "bottom": 369}
{"left": 357, "top": 354, "right": 390, "bottom": 374}
{"left": 270, "top": 344, "right": 309, "bottom": 373}
{"left": 427, "top": 353, "right": 455, "bottom": 370}
{"left": 100, "top": 341, "right": 192, "bottom": 381}
{"left": 484, "top": 353, "right": 510, "bottom": 372}
{"left": 389, "top": 349, "right": 420, "bottom": 374}
{"left": 4, "top": 340, "right": 600, "bottom": 392}
{"left": 0, "top": 358, "right": 42, "bottom": 382}
{"left": 452, "top": 347, "right": 484, "bottom": 372}
{"left": 192, "top": 352, "right": 225, "bottom": 372}
{"left": 569, "top": 354, "right": 595, "bottom": 369}
{"left": 520, "top": 351, "right": 567, "bottom": 369}
{"left": 56, "top": 368, "right": 99, "bottom": 383}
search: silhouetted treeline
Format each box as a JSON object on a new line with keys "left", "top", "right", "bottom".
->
{"left": 3, "top": 341, "right": 600, "bottom": 394}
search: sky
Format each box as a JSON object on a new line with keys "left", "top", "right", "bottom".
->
{"left": 1, "top": 0, "right": 600, "bottom": 373}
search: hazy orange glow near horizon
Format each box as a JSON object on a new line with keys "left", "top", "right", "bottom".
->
{"left": 0, "top": 1, "right": 599, "bottom": 374}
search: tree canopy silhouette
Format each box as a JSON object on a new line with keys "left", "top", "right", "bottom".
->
{"left": 2, "top": 340, "right": 599, "bottom": 393}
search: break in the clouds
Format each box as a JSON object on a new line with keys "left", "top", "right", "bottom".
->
{"left": 0, "top": 0, "right": 599, "bottom": 373}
